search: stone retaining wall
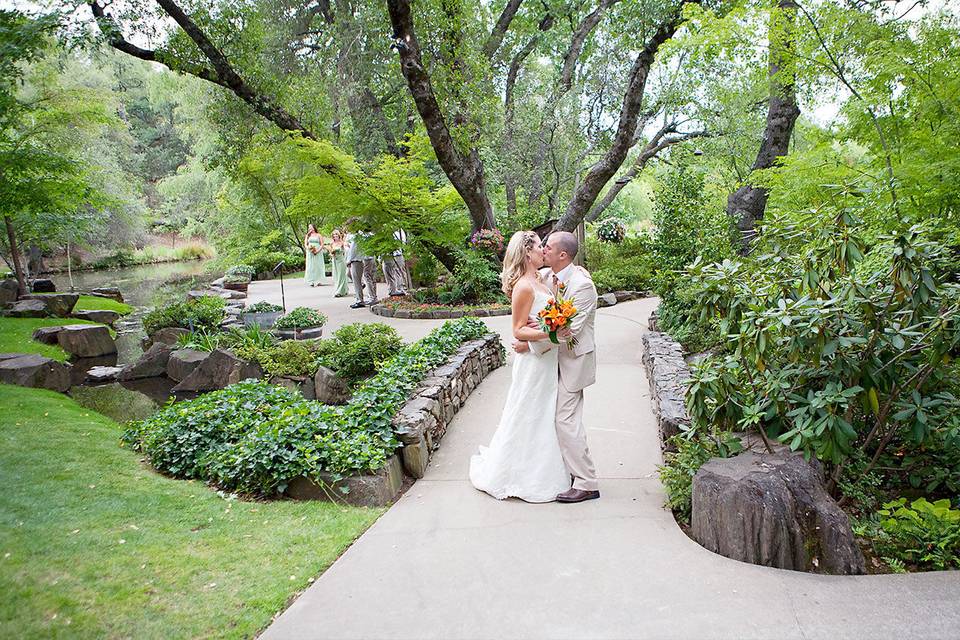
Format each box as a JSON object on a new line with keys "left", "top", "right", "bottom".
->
{"left": 640, "top": 331, "right": 691, "bottom": 448}
{"left": 392, "top": 333, "right": 505, "bottom": 478}
{"left": 369, "top": 304, "right": 510, "bottom": 320}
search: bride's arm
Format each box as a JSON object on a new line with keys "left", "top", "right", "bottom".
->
{"left": 511, "top": 282, "right": 548, "bottom": 342}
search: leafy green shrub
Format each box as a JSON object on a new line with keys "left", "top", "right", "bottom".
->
{"left": 122, "top": 317, "right": 491, "bottom": 495}
{"left": 275, "top": 307, "right": 327, "bottom": 329}
{"left": 412, "top": 251, "right": 505, "bottom": 306}
{"left": 236, "top": 339, "right": 324, "bottom": 377}
{"left": 226, "top": 264, "right": 255, "bottom": 279}
{"left": 585, "top": 233, "right": 656, "bottom": 293}
{"left": 410, "top": 251, "right": 440, "bottom": 287}
{"left": 178, "top": 325, "right": 278, "bottom": 353}
{"left": 876, "top": 498, "right": 960, "bottom": 570}
{"left": 142, "top": 296, "right": 226, "bottom": 335}
{"left": 90, "top": 249, "right": 136, "bottom": 270}
{"left": 243, "top": 301, "right": 283, "bottom": 314}
{"left": 316, "top": 323, "right": 404, "bottom": 383}
{"left": 683, "top": 211, "right": 960, "bottom": 493}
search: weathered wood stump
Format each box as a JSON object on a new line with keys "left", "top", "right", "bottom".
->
{"left": 691, "top": 447, "right": 865, "bottom": 574}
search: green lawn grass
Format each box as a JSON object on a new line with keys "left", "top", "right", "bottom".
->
{"left": 0, "top": 317, "right": 99, "bottom": 361}
{"left": 73, "top": 295, "right": 133, "bottom": 315}
{"left": 0, "top": 384, "right": 383, "bottom": 639}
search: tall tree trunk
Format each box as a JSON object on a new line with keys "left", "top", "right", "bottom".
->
{"left": 556, "top": 4, "right": 697, "bottom": 232}
{"left": 4, "top": 215, "right": 27, "bottom": 296}
{"left": 387, "top": 0, "right": 496, "bottom": 231}
{"left": 727, "top": 0, "right": 800, "bottom": 254}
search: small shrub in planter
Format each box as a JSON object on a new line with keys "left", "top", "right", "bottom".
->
{"left": 241, "top": 301, "right": 284, "bottom": 328}
{"left": 142, "top": 295, "right": 226, "bottom": 336}
{"left": 236, "top": 339, "right": 324, "bottom": 377}
{"left": 275, "top": 307, "right": 327, "bottom": 339}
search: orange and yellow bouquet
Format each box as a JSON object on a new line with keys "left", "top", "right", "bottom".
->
{"left": 537, "top": 283, "right": 579, "bottom": 348}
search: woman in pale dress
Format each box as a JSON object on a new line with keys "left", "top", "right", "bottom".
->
{"left": 469, "top": 231, "right": 572, "bottom": 502}
{"left": 304, "top": 224, "right": 328, "bottom": 287}
{"left": 328, "top": 228, "right": 350, "bottom": 297}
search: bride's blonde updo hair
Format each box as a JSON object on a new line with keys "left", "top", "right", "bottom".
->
{"left": 501, "top": 230, "right": 539, "bottom": 297}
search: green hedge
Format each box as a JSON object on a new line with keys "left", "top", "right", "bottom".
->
{"left": 142, "top": 296, "right": 226, "bottom": 335}
{"left": 122, "top": 317, "right": 492, "bottom": 495}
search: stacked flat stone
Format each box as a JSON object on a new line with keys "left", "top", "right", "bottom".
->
{"left": 640, "top": 331, "right": 691, "bottom": 447}
{"left": 392, "top": 334, "right": 504, "bottom": 478}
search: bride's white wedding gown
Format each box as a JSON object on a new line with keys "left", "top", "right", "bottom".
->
{"left": 469, "top": 288, "right": 571, "bottom": 502}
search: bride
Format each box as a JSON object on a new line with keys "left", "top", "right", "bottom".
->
{"left": 469, "top": 231, "right": 571, "bottom": 502}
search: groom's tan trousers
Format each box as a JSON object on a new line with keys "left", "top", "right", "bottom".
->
{"left": 556, "top": 377, "right": 599, "bottom": 491}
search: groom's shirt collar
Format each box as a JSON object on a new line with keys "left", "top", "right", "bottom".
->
{"left": 554, "top": 263, "right": 574, "bottom": 284}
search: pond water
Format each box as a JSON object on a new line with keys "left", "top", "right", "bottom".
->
{"left": 51, "top": 259, "right": 214, "bottom": 422}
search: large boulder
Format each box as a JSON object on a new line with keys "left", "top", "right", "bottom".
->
{"left": 0, "top": 353, "right": 71, "bottom": 392}
{"left": 314, "top": 365, "right": 351, "bottom": 405}
{"left": 0, "top": 279, "right": 18, "bottom": 307}
{"left": 56, "top": 324, "right": 117, "bottom": 358}
{"left": 118, "top": 343, "right": 174, "bottom": 380}
{"left": 30, "top": 278, "right": 56, "bottom": 293}
{"left": 87, "top": 287, "right": 124, "bottom": 303}
{"left": 166, "top": 349, "right": 209, "bottom": 383}
{"left": 72, "top": 309, "right": 121, "bottom": 325}
{"left": 32, "top": 326, "right": 64, "bottom": 345}
{"left": 142, "top": 326, "right": 190, "bottom": 351}
{"left": 4, "top": 299, "right": 48, "bottom": 318}
{"left": 21, "top": 293, "right": 79, "bottom": 317}
{"left": 691, "top": 446, "right": 866, "bottom": 575}
{"left": 272, "top": 374, "right": 316, "bottom": 400}
{"left": 172, "top": 349, "right": 262, "bottom": 392}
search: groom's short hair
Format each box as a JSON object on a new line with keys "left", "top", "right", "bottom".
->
{"left": 550, "top": 231, "right": 579, "bottom": 259}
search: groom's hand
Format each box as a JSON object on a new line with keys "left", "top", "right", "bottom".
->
{"left": 512, "top": 340, "right": 529, "bottom": 354}
{"left": 526, "top": 319, "right": 538, "bottom": 329}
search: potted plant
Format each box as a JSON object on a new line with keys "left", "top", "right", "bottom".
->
{"left": 274, "top": 307, "right": 327, "bottom": 340}
{"left": 223, "top": 265, "right": 256, "bottom": 292}
{"left": 241, "top": 300, "right": 284, "bottom": 329}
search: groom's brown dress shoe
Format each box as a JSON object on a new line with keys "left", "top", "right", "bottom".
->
{"left": 556, "top": 488, "right": 600, "bottom": 503}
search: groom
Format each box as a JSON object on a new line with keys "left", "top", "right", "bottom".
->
{"left": 514, "top": 231, "right": 600, "bottom": 503}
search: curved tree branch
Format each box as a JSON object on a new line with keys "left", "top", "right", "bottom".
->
{"left": 483, "top": 0, "right": 525, "bottom": 60}
{"left": 88, "top": 0, "right": 315, "bottom": 139}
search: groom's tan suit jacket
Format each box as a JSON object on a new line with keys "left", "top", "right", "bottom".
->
{"left": 530, "top": 265, "right": 598, "bottom": 392}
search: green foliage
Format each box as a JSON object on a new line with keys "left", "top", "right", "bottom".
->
{"left": 585, "top": 233, "right": 655, "bottom": 294}
{"left": 274, "top": 307, "right": 327, "bottom": 330}
{"left": 123, "top": 318, "right": 491, "bottom": 495}
{"left": 316, "top": 323, "right": 404, "bottom": 384}
{"left": 876, "top": 498, "right": 960, "bottom": 570}
{"left": 683, "top": 208, "right": 960, "bottom": 476}
{"left": 236, "top": 339, "right": 324, "bottom": 378}
{"left": 178, "top": 325, "right": 277, "bottom": 353}
{"left": 142, "top": 296, "right": 226, "bottom": 335}
{"left": 596, "top": 217, "right": 626, "bottom": 243}
{"left": 243, "top": 300, "right": 283, "bottom": 314}
{"left": 413, "top": 251, "right": 504, "bottom": 306}
{"left": 658, "top": 432, "right": 742, "bottom": 525}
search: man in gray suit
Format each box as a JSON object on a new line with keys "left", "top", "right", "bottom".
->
{"left": 346, "top": 232, "right": 378, "bottom": 308}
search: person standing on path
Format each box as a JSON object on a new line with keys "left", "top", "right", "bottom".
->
{"left": 516, "top": 230, "right": 600, "bottom": 503}
{"left": 381, "top": 229, "right": 408, "bottom": 297}
{"left": 304, "top": 224, "right": 328, "bottom": 287}
{"left": 346, "top": 231, "right": 378, "bottom": 308}
{"left": 328, "top": 228, "right": 350, "bottom": 297}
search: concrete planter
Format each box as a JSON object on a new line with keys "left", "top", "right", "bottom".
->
{"left": 275, "top": 325, "right": 324, "bottom": 340}
{"left": 241, "top": 310, "right": 283, "bottom": 329}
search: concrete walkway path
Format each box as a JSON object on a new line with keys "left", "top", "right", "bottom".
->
{"left": 251, "top": 281, "right": 960, "bottom": 640}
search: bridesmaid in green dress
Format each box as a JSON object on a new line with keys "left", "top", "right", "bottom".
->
{"left": 328, "top": 228, "right": 350, "bottom": 297}
{"left": 304, "top": 224, "right": 328, "bottom": 287}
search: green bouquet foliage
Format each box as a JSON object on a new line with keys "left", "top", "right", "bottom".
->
{"left": 122, "top": 318, "right": 492, "bottom": 495}
{"left": 142, "top": 296, "right": 226, "bottom": 335}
